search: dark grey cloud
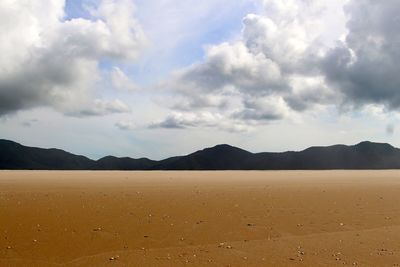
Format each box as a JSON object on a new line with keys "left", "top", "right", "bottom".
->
{"left": 67, "top": 99, "right": 131, "bottom": 117}
{"left": 323, "top": 0, "right": 400, "bottom": 110}
{"left": 231, "top": 96, "right": 288, "bottom": 121}
{"left": 233, "top": 109, "right": 282, "bottom": 121}
{"left": 148, "top": 111, "right": 252, "bottom": 132}
{"left": 149, "top": 118, "right": 187, "bottom": 129}
{"left": 149, "top": 112, "right": 218, "bottom": 129}
{"left": 0, "top": 51, "right": 97, "bottom": 116}
{"left": 284, "top": 81, "right": 338, "bottom": 112}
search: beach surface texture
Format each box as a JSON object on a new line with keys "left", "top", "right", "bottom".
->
{"left": 1, "top": 171, "right": 400, "bottom": 266}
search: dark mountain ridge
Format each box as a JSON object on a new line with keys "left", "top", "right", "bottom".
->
{"left": 1, "top": 139, "right": 400, "bottom": 170}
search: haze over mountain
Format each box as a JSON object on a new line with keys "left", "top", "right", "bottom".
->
{"left": 1, "top": 139, "right": 400, "bottom": 170}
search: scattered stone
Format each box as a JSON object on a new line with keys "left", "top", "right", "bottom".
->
{"left": 340, "top": 223, "right": 344, "bottom": 226}
{"left": 144, "top": 235, "right": 149, "bottom": 238}
{"left": 93, "top": 227, "right": 102, "bottom": 231}
{"left": 289, "top": 258, "right": 295, "bottom": 261}
{"left": 109, "top": 255, "right": 119, "bottom": 261}
{"left": 247, "top": 223, "right": 255, "bottom": 226}
{"left": 6, "top": 246, "right": 11, "bottom": 249}
{"left": 33, "top": 239, "right": 37, "bottom": 243}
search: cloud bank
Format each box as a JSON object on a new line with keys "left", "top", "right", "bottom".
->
{"left": 155, "top": 0, "right": 336, "bottom": 129}
{"left": 0, "top": 0, "right": 146, "bottom": 116}
{"left": 155, "top": 0, "right": 400, "bottom": 131}
{"left": 2, "top": 0, "right": 400, "bottom": 134}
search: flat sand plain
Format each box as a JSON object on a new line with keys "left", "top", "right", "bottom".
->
{"left": 1, "top": 171, "right": 400, "bottom": 266}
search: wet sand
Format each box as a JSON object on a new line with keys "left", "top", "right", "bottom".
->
{"left": 1, "top": 171, "right": 400, "bottom": 266}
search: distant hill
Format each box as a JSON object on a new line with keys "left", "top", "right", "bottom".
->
{"left": 1, "top": 139, "right": 400, "bottom": 170}
{"left": 96, "top": 156, "right": 156, "bottom": 170}
{"left": 0, "top": 139, "right": 95, "bottom": 170}
{"left": 153, "top": 144, "right": 253, "bottom": 170}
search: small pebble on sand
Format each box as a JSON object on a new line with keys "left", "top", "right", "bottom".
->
{"left": 109, "top": 255, "right": 119, "bottom": 261}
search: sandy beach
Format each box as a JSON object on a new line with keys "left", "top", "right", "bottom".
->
{"left": 1, "top": 171, "right": 400, "bottom": 266}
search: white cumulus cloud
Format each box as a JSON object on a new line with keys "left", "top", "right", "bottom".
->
{"left": 156, "top": 0, "right": 334, "bottom": 130}
{"left": 0, "top": 0, "right": 146, "bottom": 116}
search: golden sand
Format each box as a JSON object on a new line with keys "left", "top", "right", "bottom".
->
{"left": 1, "top": 171, "right": 400, "bottom": 266}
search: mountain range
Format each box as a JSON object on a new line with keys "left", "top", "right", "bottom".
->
{"left": 1, "top": 139, "right": 400, "bottom": 170}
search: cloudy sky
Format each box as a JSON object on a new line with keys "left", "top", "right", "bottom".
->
{"left": 1, "top": 0, "right": 400, "bottom": 159}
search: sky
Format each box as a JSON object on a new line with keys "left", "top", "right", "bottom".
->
{"left": 1, "top": 0, "right": 400, "bottom": 160}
